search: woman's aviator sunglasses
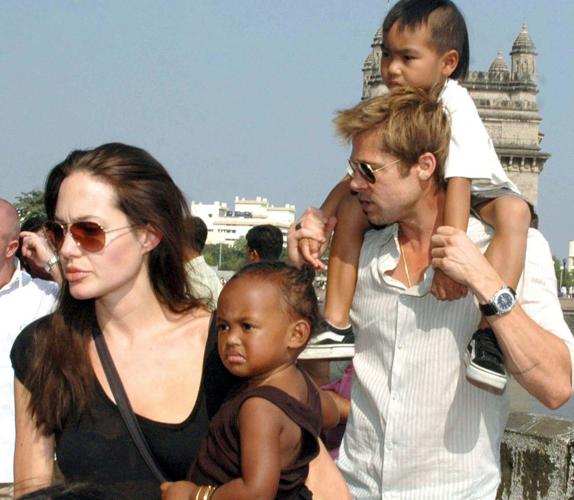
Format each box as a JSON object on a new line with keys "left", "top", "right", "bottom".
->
{"left": 347, "top": 158, "right": 402, "bottom": 184}
{"left": 43, "top": 221, "right": 138, "bottom": 253}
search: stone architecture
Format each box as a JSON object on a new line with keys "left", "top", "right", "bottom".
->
{"left": 362, "top": 24, "right": 549, "bottom": 207}
{"left": 191, "top": 196, "right": 295, "bottom": 246}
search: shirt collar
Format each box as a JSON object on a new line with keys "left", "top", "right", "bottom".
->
{"left": 0, "top": 258, "right": 27, "bottom": 295}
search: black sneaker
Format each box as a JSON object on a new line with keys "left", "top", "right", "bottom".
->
{"left": 464, "top": 328, "right": 508, "bottom": 390}
{"left": 299, "top": 321, "right": 355, "bottom": 360}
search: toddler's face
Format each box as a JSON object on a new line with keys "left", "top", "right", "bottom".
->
{"left": 380, "top": 21, "right": 455, "bottom": 91}
{"left": 216, "top": 276, "right": 295, "bottom": 380}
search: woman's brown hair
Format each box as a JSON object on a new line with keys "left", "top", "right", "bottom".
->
{"left": 27, "top": 142, "right": 202, "bottom": 434}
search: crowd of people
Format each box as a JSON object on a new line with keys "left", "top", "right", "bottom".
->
{"left": 1, "top": 1, "right": 573, "bottom": 499}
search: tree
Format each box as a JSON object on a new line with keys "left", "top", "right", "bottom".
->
{"left": 204, "top": 237, "right": 249, "bottom": 271}
{"left": 554, "top": 256, "right": 574, "bottom": 291}
{"left": 13, "top": 190, "right": 46, "bottom": 222}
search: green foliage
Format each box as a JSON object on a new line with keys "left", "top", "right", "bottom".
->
{"left": 554, "top": 256, "right": 574, "bottom": 289}
{"left": 204, "top": 237, "right": 249, "bottom": 271}
{"left": 13, "top": 190, "right": 46, "bottom": 222}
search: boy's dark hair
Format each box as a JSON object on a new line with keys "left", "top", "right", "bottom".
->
{"left": 383, "top": 0, "right": 469, "bottom": 80}
{"left": 246, "top": 224, "right": 283, "bottom": 261}
{"left": 230, "top": 261, "right": 320, "bottom": 337}
{"left": 21, "top": 214, "right": 47, "bottom": 233}
{"left": 184, "top": 215, "right": 208, "bottom": 253}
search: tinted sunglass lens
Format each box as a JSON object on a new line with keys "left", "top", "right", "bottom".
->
{"left": 71, "top": 222, "right": 105, "bottom": 252}
{"left": 359, "top": 163, "right": 376, "bottom": 183}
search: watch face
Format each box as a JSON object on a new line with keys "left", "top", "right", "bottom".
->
{"left": 495, "top": 291, "right": 515, "bottom": 313}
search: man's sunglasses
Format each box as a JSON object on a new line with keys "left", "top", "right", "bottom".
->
{"left": 43, "top": 221, "right": 138, "bottom": 253}
{"left": 347, "top": 158, "right": 402, "bottom": 184}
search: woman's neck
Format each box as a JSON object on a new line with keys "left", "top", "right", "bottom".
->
{"left": 94, "top": 276, "right": 175, "bottom": 344}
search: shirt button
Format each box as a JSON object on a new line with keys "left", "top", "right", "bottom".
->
{"left": 397, "top": 344, "right": 403, "bottom": 350}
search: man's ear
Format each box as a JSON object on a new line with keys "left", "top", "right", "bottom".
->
{"left": 5, "top": 239, "right": 18, "bottom": 259}
{"left": 417, "top": 152, "right": 437, "bottom": 181}
{"left": 441, "top": 49, "right": 459, "bottom": 78}
{"left": 140, "top": 224, "right": 162, "bottom": 254}
{"left": 288, "top": 319, "right": 311, "bottom": 350}
{"left": 247, "top": 248, "right": 259, "bottom": 263}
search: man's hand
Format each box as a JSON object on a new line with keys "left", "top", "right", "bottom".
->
{"left": 20, "top": 230, "right": 62, "bottom": 283}
{"left": 431, "top": 226, "right": 500, "bottom": 295}
{"left": 288, "top": 208, "right": 337, "bottom": 269}
{"left": 20, "top": 230, "right": 54, "bottom": 266}
{"left": 430, "top": 268, "right": 468, "bottom": 300}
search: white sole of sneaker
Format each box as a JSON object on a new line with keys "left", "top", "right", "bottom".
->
{"left": 299, "top": 344, "right": 355, "bottom": 360}
{"left": 464, "top": 350, "right": 507, "bottom": 391}
{"left": 311, "top": 331, "right": 350, "bottom": 343}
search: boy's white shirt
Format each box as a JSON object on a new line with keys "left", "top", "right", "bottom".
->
{"left": 440, "top": 79, "right": 520, "bottom": 194}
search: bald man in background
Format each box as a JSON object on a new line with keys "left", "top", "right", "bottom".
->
{"left": 0, "top": 199, "right": 58, "bottom": 490}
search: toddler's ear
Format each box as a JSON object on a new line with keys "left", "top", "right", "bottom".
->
{"left": 289, "top": 319, "right": 311, "bottom": 349}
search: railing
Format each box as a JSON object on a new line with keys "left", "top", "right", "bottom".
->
{"left": 498, "top": 412, "right": 574, "bottom": 499}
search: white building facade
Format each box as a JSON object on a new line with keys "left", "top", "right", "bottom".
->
{"left": 191, "top": 196, "right": 296, "bottom": 246}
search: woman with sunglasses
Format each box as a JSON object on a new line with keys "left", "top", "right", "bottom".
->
{"left": 10, "top": 143, "right": 347, "bottom": 500}
{"left": 9, "top": 143, "right": 233, "bottom": 500}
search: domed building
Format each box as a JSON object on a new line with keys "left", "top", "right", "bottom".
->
{"left": 362, "top": 24, "right": 549, "bottom": 207}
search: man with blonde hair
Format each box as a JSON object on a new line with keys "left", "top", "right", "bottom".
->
{"left": 0, "top": 199, "right": 58, "bottom": 489}
{"left": 288, "top": 88, "right": 573, "bottom": 498}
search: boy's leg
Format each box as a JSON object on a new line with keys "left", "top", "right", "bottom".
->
{"left": 323, "top": 195, "right": 369, "bottom": 329}
{"left": 300, "top": 195, "right": 368, "bottom": 360}
{"left": 465, "top": 195, "right": 531, "bottom": 390}
{"left": 477, "top": 195, "right": 530, "bottom": 290}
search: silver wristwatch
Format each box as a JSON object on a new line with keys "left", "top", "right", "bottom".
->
{"left": 43, "top": 255, "right": 59, "bottom": 273}
{"left": 479, "top": 286, "right": 516, "bottom": 316}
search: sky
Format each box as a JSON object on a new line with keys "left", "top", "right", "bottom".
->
{"left": 1, "top": 1, "right": 573, "bottom": 258}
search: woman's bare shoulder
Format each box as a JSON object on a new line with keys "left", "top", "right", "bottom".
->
{"left": 175, "top": 306, "right": 212, "bottom": 341}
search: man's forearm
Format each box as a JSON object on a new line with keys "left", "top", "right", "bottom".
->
{"left": 487, "top": 306, "right": 572, "bottom": 409}
{"left": 470, "top": 270, "right": 572, "bottom": 408}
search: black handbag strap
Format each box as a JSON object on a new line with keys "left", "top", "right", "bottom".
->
{"left": 92, "top": 325, "right": 168, "bottom": 483}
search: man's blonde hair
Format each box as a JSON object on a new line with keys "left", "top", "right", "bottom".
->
{"left": 334, "top": 87, "right": 450, "bottom": 184}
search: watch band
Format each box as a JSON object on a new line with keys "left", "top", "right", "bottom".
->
{"left": 479, "top": 300, "right": 498, "bottom": 317}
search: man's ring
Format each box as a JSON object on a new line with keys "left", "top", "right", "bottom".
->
{"left": 295, "top": 222, "right": 302, "bottom": 230}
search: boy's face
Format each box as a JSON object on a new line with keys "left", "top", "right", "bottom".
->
{"left": 380, "top": 21, "right": 456, "bottom": 90}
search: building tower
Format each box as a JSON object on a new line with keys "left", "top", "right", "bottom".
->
{"left": 511, "top": 23, "right": 537, "bottom": 84}
{"left": 362, "top": 24, "right": 549, "bottom": 207}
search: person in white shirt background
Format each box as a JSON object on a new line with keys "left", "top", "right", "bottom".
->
{"left": 0, "top": 199, "right": 58, "bottom": 490}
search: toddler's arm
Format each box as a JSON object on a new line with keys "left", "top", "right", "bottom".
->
{"left": 160, "top": 481, "right": 196, "bottom": 500}
{"left": 206, "top": 397, "right": 285, "bottom": 499}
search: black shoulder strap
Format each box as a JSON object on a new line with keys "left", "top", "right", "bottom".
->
{"left": 92, "top": 325, "right": 168, "bottom": 483}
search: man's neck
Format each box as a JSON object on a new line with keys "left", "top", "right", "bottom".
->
{"left": 185, "top": 248, "right": 200, "bottom": 261}
{"left": 399, "top": 187, "right": 446, "bottom": 247}
{"left": 0, "top": 259, "right": 17, "bottom": 289}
